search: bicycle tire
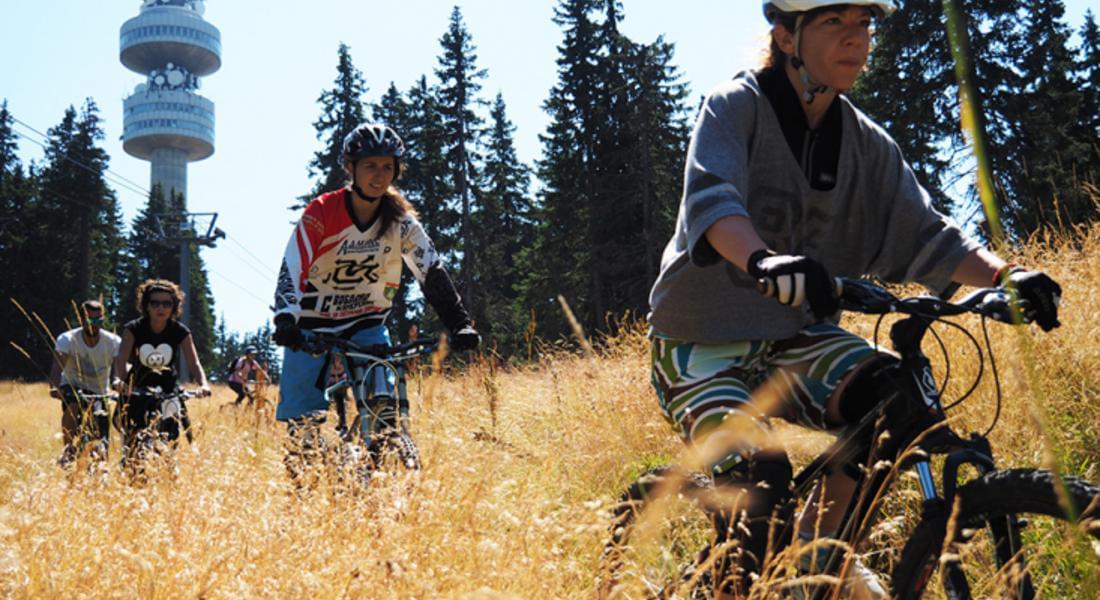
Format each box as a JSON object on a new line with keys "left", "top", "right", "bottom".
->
{"left": 372, "top": 430, "right": 422, "bottom": 471}
{"left": 599, "top": 465, "right": 717, "bottom": 599}
{"left": 892, "top": 468, "right": 1100, "bottom": 599}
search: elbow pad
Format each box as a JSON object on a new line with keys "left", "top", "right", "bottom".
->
{"left": 422, "top": 263, "right": 471, "bottom": 333}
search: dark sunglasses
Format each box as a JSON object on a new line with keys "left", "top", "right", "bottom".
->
{"left": 86, "top": 317, "right": 105, "bottom": 325}
{"left": 148, "top": 300, "right": 174, "bottom": 309}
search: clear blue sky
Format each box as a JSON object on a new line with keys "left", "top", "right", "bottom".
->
{"left": 1, "top": 1, "right": 1093, "bottom": 335}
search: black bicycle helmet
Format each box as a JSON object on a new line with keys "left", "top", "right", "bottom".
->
{"left": 342, "top": 123, "right": 405, "bottom": 162}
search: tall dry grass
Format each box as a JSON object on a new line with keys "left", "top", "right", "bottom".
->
{"left": 1, "top": 227, "right": 1098, "bottom": 598}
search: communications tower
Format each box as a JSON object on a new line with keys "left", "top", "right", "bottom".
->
{"left": 120, "top": 0, "right": 220, "bottom": 201}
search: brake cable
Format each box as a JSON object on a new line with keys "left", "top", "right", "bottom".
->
{"left": 931, "top": 318, "right": 985, "bottom": 410}
{"left": 979, "top": 315, "right": 1004, "bottom": 437}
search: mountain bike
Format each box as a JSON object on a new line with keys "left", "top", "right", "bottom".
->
{"left": 600, "top": 277, "right": 1100, "bottom": 599}
{"left": 286, "top": 334, "right": 439, "bottom": 490}
{"left": 57, "top": 387, "right": 117, "bottom": 470}
{"left": 118, "top": 386, "right": 198, "bottom": 482}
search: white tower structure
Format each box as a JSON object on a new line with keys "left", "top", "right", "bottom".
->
{"left": 120, "top": 0, "right": 220, "bottom": 201}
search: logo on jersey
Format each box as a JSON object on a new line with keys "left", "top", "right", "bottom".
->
{"left": 337, "top": 238, "right": 381, "bottom": 255}
{"left": 321, "top": 256, "right": 380, "bottom": 288}
{"left": 319, "top": 293, "right": 374, "bottom": 315}
{"left": 138, "top": 343, "right": 173, "bottom": 373}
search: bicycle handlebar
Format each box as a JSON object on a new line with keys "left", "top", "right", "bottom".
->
{"left": 300, "top": 334, "right": 440, "bottom": 360}
{"left": 128, "top": 387, "right": 201, "bottom": 400}
{"left": 758, "top": 276, "right": 1029, "bottom": 325}
{"left": 57, "top": 389, "right": 119, "bottom": 401}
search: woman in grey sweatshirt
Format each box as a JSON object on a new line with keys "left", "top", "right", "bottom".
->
{"left": 647, "top": 1, "right": 1063, "bottom": 596}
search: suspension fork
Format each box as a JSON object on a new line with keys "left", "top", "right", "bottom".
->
{"left": 354, "top": 363, "right": 395, "bottom": 441}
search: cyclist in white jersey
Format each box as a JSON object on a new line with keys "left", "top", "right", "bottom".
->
{"left": 49, "top": 299, "right": 121, "bottom": 467}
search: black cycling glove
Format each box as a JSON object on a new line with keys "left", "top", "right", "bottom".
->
{"left": 272, "top": 313, "right": 305, "bottom": 349}
{"left": 1003, "top": 268, "right": 1062, "bottom": 331}
{"left": 747, "top": 249, "right": 839, "bottom": 319}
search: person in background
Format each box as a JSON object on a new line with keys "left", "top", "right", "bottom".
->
{"left": 227, "top": 346, "right": 266, "bottom": 405}
{"left": 48, "top": 299, "right": 121, "bottom": 467}
{"left": 113, "top": 279, "right": 211, "bottom": 459}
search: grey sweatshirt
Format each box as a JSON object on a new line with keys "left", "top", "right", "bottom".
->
{"left": 649, "top": 71, "right": 981, "bottom": 343}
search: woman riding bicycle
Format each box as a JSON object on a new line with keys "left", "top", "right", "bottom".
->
{"left": 647, "top": 1, "right": 1062, "bottom": 596}
{"left": 113, "top": 279, "right": 211, "bottom": 464}
{"left": 271, "top": 122, "right": 480, "bottom": 484}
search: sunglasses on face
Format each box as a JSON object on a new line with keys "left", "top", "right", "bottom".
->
{"left": 86, "top": 317, "right": 104, "bottom": 326}
{"left": 148, "top": 300, "right": 174, "bottom": 309}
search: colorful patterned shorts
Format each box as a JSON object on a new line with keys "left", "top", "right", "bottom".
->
{"left": 651, "top": 323, "right": 881, "bottom": 475}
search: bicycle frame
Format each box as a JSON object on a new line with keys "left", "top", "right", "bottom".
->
{"left": 60, "top": 388, "right": 117, "bottom": 461}
{"left": 768, "top": 279, "right": 1021, "bottom": 597}
{"left": 312, "top": 336, "right": 437, "bottom": 447}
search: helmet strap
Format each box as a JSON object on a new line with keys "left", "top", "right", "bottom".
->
{"left": 790, "top": 14, "right": 832, "bottom": 105}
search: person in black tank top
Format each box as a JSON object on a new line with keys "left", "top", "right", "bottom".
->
{"left": 113, "top": 279, "right": 212, "bottom": 461}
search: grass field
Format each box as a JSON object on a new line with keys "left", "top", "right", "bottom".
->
{"left": 1, "top": 229, "right": 1098, "bottom": 598}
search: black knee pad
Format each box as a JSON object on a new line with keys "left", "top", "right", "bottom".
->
{"left": 838, "top": 356, "right": 902, "bottom": 425}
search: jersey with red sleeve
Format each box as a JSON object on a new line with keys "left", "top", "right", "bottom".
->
{"left": 274, "top": 189, "right": 440, "bottom": 335}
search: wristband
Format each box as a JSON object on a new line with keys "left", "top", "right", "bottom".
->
{"left": 992, "top": 263, "right": 1025, "bottom": 286}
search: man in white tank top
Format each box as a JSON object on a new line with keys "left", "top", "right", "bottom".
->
{"left": 48, "top": 300, "right": 121, "bottom": 466}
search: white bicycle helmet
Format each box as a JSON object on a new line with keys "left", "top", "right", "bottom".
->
{"left": 763, "top": 1, "right": 898, "bottom": 23}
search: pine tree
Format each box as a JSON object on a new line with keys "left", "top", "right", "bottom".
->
{"left": 517, "top": 0, "right": 690, "bottom": 347}
{"left": 6, "top": 100, "right": 127, "bottom": 377}
{"left": 1002, "top": 0, "right": 1095, "bottom": 233}
{"left": 1081, "top": 11, "right": 1100, "bottom": 136}
{"left": 435, "top": 6, "right": 487, "bottom": 311}
{"left": 399, "top": 77, "right": 458, "bottom": 339}
{"left": 404, "top": 77, "right": 457, "bottom": 257}
{"left": 116, "top": 184, "right": 174, "bottom": 325}
{"left": 1077, "top": 10, "right": 1099, "bottom": 196}
{"left": 517, "top": 0, "right": 602, "bottom": 344}
{"left": 297, "top": 42, "right": 368, "bottom": 209}
{"left": 617, "top": 35, "right": 690, "bottom": 311}
{"left": 473, "top": 93, "right": 532, "bottom": 352}
{"left": 371, "top": 83, "right": 418, "bottom": 341}
{"left": 70, "top": 101, "right": 125, "bottom": 314}
{"left": 0, "top": 101, "right": 40, "bottom": 378}
{"left": 115, "top": 187, "right": 218, "bottom": 370}
{"left": 850, "top": 0, "right": 956, "bottom": 213}
{"left": 849, "top": 1, "right": 1100, "bottom": 237}
{"left": 32, "top": 105, "right": 81, "bottom": 325}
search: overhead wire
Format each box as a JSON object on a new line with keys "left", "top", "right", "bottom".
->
{"left": 10, "top": 111, "right": 280, "bottom": 288}
{"left": 207, "top": 267, "right": 272, "bottom": 305}
{"left": 11, "top": 118, "right": 153, "bottom": 199}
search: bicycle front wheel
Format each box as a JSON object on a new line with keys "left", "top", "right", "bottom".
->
{"left": 599, "top": 465, "right": 727, "bottom": 600}
{"left": 893, "top": 468, "right": 1099, "bottom": 599}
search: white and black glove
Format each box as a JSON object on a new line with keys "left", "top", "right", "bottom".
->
{"left": 747, "top": 249, "right": 839, "bottom": 319}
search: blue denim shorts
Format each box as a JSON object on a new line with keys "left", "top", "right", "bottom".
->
{"left": 275, "top": 325, "right": 390, "bottom": 421}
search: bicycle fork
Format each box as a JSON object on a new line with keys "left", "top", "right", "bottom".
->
{"left": 911, "top": 438, "right": 1031, "bottom": 598}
